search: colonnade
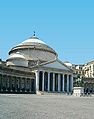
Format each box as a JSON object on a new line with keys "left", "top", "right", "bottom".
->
{"left": 0, "top": 74, "right": 35, "bottom": 93}
{"left": 35, "top": 70, "right": 73, "bottom": 93}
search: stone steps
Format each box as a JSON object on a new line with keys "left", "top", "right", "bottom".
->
{"left": 37, "top": 91, "right": 72, "bottom": 95}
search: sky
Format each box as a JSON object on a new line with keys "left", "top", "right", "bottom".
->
{"left": 0, "top": 0, "right": 94, "bottom": 64}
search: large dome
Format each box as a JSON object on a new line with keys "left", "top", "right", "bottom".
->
{"left": 7, "top": 34, "right": 58, "bottom": 67}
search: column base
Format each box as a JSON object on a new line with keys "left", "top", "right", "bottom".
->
{"left": 36, "top": 91, "right": 44, "bottom": 95}
{"left": 58, "top": 91, "right": 60, "bottom": 93}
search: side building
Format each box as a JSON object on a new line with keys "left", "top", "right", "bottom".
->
{"left": 0, "top": 34, "right": 73, "bottom": 94}
{"left": 83, "top": 61, "right": 94, "bottom": 93}
{"left": 64, "top": 61, "right": 94, "bottom": 94}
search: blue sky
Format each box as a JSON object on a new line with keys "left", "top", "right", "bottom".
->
{"left": 0, "top": 0, "right": 94, "bottom": 64}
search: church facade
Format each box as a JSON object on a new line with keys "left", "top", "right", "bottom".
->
{"left": 0, "top": 34, "right": 73, "bottom": 94}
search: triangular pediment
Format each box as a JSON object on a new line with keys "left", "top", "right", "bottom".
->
{"left": 41, "top": 59, "right": 71, "bottom": 71}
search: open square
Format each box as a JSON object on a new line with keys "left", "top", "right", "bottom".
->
{"left": 0, "top": 94, "right": 94, "bottom": 119}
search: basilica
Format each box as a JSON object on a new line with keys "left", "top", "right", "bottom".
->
{"left": 0, "top": 34, "right": 73, "bottom": 94}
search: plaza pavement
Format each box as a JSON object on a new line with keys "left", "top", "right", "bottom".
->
{"left": 0, "top": 94, "right": 94, "bottom": 119}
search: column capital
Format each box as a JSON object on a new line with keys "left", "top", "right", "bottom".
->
{"left": 35, "top": 70, "right": 39, "bottom": 73}
{"left": 66, "top": 74, "right": 69, "bottom": 76}
{"left": 63, "top": 73, "right": 66, "bottom": 76}
{"left": 58, "top": 73, "right": 61, "bottom": 76}
{"left": 42, "top": 70, "right": 45, "bottom": 73}
{"left": 47, "top": 71, "right": 51, "bottom": 74}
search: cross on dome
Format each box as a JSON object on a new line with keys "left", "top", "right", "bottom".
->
{"left": 33, "top": 31, "right": 36, "bottom": 36}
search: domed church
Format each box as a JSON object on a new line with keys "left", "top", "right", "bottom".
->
{"left": 0, "top": 33, "right": 73, "bottom": 94}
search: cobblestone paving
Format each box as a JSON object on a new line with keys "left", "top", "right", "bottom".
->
{"left": 0, "top": 94, "right": 94, "bottom": 119}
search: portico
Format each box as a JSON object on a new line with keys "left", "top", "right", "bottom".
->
{"left": 35, "top": 62, "right": 73, "bottom": 94}
{"left": 35, "top": 59, "right": 73, "bottom": 94}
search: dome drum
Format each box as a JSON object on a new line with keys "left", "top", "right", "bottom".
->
{"left": 9, "top": 46, "right": 57, "bottom": 56}
{"left": 9, "top": 49, "right": 57, "bottom": 61}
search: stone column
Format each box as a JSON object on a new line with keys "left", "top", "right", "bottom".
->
{"left": 19, "top": 77, "right": 21, "bottom": 92}
{"left": 53, "top": 73, "right": 55, "bottom": 92}
{"left": 35, "top": 70, "right": 39, "bottom": 94}
{"left": 42, "top": 71, "right": 44, "bottom": 91}
{"left": 71, "top": 75, "right": 73, "bottom": 92}
{"left": 20, "top": 77, "right": 23, "bottom": 92}
{"left": 0, "top": 74, "right": 2, "bottom": 91}
{"left": 6, "top": 75, "right": 8, "bottom": 91}
{"left": 7, "top": 76, "right": 9, "bottom": 89}
{"left": 9, "top": 76, "right": 12, "bottom": 91}
{"left": 29, "top": 78, "right": 31, "bottom": 92}
{"left": 48, "top": 72, "right": 50, "bottom": 92}
{"left": 15, "top": 77, "right": 17, "bottom": 92}
{"left": 67, "top": 75, "right": 69, "bottom": 93}
{"left": 63, "top": 74, "right": 65, "bottom": 92}
{"left": 24, "top": 78, "right": 27, "bottom": 92}
{"left": 58, "top": 74, "right": 60, "bottom": 92}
